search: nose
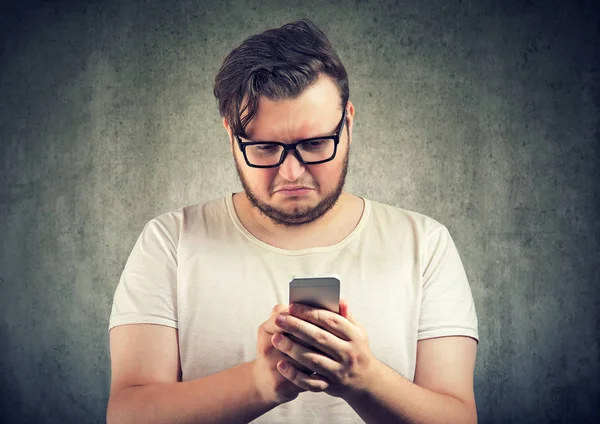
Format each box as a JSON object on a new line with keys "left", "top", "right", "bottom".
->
{"left": 278, "top": 150, "right": 306, "bottom": 181}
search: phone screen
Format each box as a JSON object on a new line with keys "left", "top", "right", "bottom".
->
{"left": 289, "top": 275, "right": 340, "bottom": 313}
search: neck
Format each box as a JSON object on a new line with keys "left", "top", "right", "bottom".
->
{"left": 233, "top": 191, "right": 362, "bottom": 250}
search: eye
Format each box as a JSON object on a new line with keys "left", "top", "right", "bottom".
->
{"left": 257, "top": 145, "right": 278, "bottom": 151}
{"left": 248, "top": 144, "right": 281, "bottom": 156}
{"left": 301, "top": 139, "right": 329, "bottom": 151}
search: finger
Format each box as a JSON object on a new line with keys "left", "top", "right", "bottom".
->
{"left": 273, "top": 318, "right": 345, "bottom": 365}
{"left": 262, "top": 304, "right": 291, "bottom": 335}
{"left": 272, "top": 332, "right": 341, "bottom": 377}
{"left": 269, "top": 336, "right": 313, "bottom": 374}
{"left": 339, "top": 299, "right": 358, "bottom": 326}
{"left": 270, "top": 346, "right": 314, "bottom": 374}
{"left": 270, "top": 304, "right": 289, "bottom": 317}
{"left": 289, "top": 303, "right": 357, "bottom": 342}
{"left": 339, "top": 299, "right": 349, "bottom": 319}
{"left": 277, "top": 360, "right": 330, "bottom": 393}
{"left": 262, "top": 311, "right": 292, "bottom": 335}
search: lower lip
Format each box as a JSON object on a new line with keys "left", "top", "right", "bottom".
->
{"left": 278, "top": 188, "right": 312, "bottom": 196}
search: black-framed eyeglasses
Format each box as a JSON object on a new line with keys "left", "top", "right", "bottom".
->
{"left": 235, "top": 109, "right": 347, "bottom": 168}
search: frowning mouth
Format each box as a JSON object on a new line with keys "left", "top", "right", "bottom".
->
{"left": 276, "top": 186, "right": 313, "bottom": 195}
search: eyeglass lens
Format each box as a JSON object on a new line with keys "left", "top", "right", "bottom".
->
{"left": 245, "top": 139, "right": 335, "bottom": 166}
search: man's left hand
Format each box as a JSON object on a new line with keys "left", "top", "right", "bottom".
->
{"left": 271, "top": 299, "right": 378, "bottom": 400}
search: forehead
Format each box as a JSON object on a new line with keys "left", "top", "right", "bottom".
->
{"left": 244, "top": 76, "right": 343, "bottom": 142}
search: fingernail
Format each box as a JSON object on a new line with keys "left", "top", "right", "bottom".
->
{"left": 279, "top": 361, "right": 288, "bottom": 371}
{"left": 276, "top": 314, "right": 286, "bottom": 325}
{"left": 273, "top": 333, "right": 283, "bottom": 344}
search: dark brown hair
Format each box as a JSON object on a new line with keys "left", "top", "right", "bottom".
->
{"left": 213, "top": 19, "right": 349, "bottom": 138}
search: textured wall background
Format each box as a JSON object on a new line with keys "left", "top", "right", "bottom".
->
{"left": 1, "top": 0, "right": 598, "bottom": 423}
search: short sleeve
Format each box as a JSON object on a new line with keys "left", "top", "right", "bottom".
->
{"left": 418, "top": 225, "right": 479, "bottom": 342}
{"left": 108, "top": 214, "right": 179, "bottom": 332}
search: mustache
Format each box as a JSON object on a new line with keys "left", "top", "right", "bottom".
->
{"left": 271, "top": 181, "right": 317, "bottom": 191}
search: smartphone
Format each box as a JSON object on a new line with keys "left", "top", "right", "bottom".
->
{"left": 286, "top": 275, "right": 341, "bottom": 373}
{"left": 289, "top": 275, "right": 341, "bottom": 313}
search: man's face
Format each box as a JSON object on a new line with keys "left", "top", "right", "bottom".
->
{"left": 227, "top": 76, "right": 354, "bottom": 227}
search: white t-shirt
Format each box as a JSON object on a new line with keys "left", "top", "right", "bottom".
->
{"left": 109, "top": 194, "right": 478, "bottom": 423}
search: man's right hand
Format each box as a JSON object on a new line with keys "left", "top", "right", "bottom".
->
{"left": 252, "top": 304, "right": 309, "bottom": 405}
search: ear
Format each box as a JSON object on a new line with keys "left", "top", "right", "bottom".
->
{"left": 345, "top": 100, "right": 355, "bottom": 145}
{"left": 223, "top": 118, "right": 234, "bottom": 153}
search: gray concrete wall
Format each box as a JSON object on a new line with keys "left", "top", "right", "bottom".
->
{"left": 1, "top": 0, "right": 598, "bottom": 422}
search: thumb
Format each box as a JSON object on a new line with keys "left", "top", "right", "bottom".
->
{"left": 339, "top": 299, "right": 357, "bottom": 325}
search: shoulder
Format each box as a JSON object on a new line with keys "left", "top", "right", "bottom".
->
{"left": 365, "top": 198, "right": 447, "bottom": 237}
{"left": 143, "top": 195, "right": 230, "bottom": 241}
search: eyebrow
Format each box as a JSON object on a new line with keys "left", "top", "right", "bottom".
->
{"left": 241, "top": 114, "right": 343, "bottom": 143}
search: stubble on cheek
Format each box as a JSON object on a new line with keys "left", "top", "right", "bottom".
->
{"left": 233, "top": 146, "right": 349, "bottom": 227}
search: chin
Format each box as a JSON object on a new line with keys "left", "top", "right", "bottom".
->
{"left": 235, "top": 153, "right": 349, "bottom": 227}
{"left": 255, "top": 188, "right": 341, "bottom": 227}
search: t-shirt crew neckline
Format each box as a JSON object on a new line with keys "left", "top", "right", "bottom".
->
{"left": 225, "top": 193, "right": 371, "bottom": 256}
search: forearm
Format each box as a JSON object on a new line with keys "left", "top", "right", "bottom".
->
{"left": 107, "top": 361, "right": 276, "bottom": 424}
{"left": 346, "top": 361, "right": 477, "bottom": 424}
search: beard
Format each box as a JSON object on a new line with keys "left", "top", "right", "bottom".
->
{"left": 234, "top": 145, "right": 350, "bottom": 228}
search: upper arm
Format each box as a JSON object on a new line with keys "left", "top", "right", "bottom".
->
{"left": 108, "top": 324, "right": 181, "bottom": 397}
{"left": 413, "top": 336, "right": 477, "bottom": 407}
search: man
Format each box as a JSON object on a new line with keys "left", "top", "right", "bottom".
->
{"left": 107, "top": 19, "right": 478, "bottom": 424}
